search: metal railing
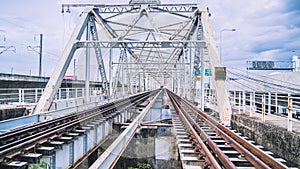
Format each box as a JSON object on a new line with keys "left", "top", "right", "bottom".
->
{"left": 203, "top": 88, "right": 300, "bottom": 132}
{"left": 228, "top": 91, "right": 300, "bottom": 132}
{"left": 0, "top": 87, "right": 102, "bottom": 104}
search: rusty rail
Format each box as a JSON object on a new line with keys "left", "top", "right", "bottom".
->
{"left": 167, "top": 89, "right": 288, "bottom": 169}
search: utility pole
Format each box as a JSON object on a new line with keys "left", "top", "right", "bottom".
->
{"left": 28, "top": 34, "right": 43, "bottom": 76}
{"left": 219, "top": 29, "right": 236, "bottom": 65}
{"left": 39, "top": 34, "right": 43, "bottom": 77}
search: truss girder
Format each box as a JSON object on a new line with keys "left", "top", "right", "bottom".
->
{"left": 92, "top": 9, "right": 118, "bottom": 38}
{"left": 200, "top": 9, "right": 233, "bottom": 125}
{"left": 112, "top": 49, "right": 125, "bottom": 97}
{"left": 34, "top": 7, "right": 92, "bottom": 114}
{"left": 76, "top": 40, "right": 205, "bottom": 49}
{"left": 35, "top": 3, "right": 233, "bottom": 127}
{"left": 93, "top": 8, "right": 140, "bottom": 60}
{"left": 62, "top": 4, "right": 198, "bottom": 14}
{"left": 194, "top": 16, "right": 203, "bottom": 70}
{"left": 89, "top": 18, "right": 108, "bottom": 90}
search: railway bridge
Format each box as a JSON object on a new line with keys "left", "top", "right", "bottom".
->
{"left": 0, "top": 1, "right": 300, "bottom": 169}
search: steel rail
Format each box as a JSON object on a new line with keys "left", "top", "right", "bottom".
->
{"left": 0, "top": 91, "right": 152, "bottom": 145}
{"left": 167, "top": 90, "right": 288, "bottom": 169}
{"left": 0, "top": 92, "right": 151, "bottom": 159}
{"left": 168, "top": 91, "right": 236, "bottom": 169}
{"left": 167, "top": 91, "right": 222, "bottom": 169}
{"left": 181, "top": 97, "right": 287, "bottom": 169}
{"left": 0, "top": 90, "right": 159, "bottom": 161}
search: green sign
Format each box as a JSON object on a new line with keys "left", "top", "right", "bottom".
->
{"left": 205, "top": 69, "right": 212, "bottom": 76}
{"left": 196, "top": 69, "right": 212, "bottom": 76}
{"left": 196, "top": 69, "right": 201, "bottom": 76}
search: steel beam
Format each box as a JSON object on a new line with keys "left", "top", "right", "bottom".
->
{"left": 62, "top": 4, "right": 198, "bottom": 13}
{"left": 33, "top": 7, "right": 92, "bottom": 114}
{"left": 85, "top": 16, "right": 91, "bottom": 103}
{"left": 76, "top": 40, "right": 206, "bottom": 49}
{"left": 200, "top": 7, "right": 233, "bottom": 125}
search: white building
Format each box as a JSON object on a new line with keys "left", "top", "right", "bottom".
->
{"left": 293, "top": 55, "right": 300, "bottom": 72}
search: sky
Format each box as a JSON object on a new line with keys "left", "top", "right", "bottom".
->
{"left": 0, "top": 0, "right": 300, "bottom": 77}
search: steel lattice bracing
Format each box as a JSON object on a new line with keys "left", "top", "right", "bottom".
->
{"left": 34, "top": 2, "right": 232, "bottom": 125}
{"left": 89, "top": 19, "right": 108, "bottom": 92}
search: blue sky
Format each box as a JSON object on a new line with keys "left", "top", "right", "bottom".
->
{"left": 0, "top": 0, "right": 300, "bottom": 76}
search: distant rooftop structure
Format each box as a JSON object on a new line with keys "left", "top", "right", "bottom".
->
{"left": 246, "top": 61, "right": 294, "bottom": 71}
{"left": 246, "top": 55, "right": 300, "bottom": 72}
{"left": 293, "top": 55, "right": 300, "bottom": 72}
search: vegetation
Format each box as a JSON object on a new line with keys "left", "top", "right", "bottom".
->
{"left": 128, "top": 162, "right": 152, "bottom": 169}
{"left": 28, "top": 160, "right": 50, "bottom": 169}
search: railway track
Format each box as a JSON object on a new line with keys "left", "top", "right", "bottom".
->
{"left": 167, "top": 89, "right": 289, "bottom": 169}
{"left": 0, "top": 90, "right": 159, "bottom": 167}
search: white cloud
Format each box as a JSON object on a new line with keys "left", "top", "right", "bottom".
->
{"left": 200, "top": 0, "right": 300, "bottom": 70}
{"left": 0, "top": 0, "right": 299, "bottom": 76}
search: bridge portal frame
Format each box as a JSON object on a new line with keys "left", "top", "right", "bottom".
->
{"left": 34, "top": 2, "right": 232, "bottom": 125}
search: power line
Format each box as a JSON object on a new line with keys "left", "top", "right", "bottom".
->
{"left": 227, "top": 68, "right": 300, "bottom": 93}
{"left": 6, "top": 39, "right": 59, "bottom": 57}
{"left": 228, "top": 66, "right": 300, "bottom": 89}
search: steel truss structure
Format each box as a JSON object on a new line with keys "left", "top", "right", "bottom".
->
{"left": 35, "top": 2, "right": 232, "bottom": 125}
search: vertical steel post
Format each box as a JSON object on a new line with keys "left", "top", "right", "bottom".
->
{"left": 177, "top": 66, "right": 180, "bottom": 95}
{"left": 288, "top": 93, "right": 293, "bottom": 132}
{"left": 18, "top": 88, "right": 21, "bottom": 103}
{"left": 200, "top": 45, "right": 205, "bottom": 111}
{"left": 128, "top": 55, "right": 132, "bottom": 94}
{"left": 59, "top": 88, "right": 62, "bottom": 100}
{"left": 208, "top": 89, "right": 211, "bottom": 104}
{"left": 138, "top": 72, "right": 141, "bottom": 92}
{"left": 171, "top": 69, "right": 174, "bottom": 92}
{"left": 233, "top": 91, "right": 236, "bottom": 107}
{"left": 85, "top": 20, "right": 90, "bottom": 103}
{"left": 275, "top": 92, "right": 278, "bottom": 113}
{"left": 109, "top": 44, "right": 113, "bottom": 97}
{"left": 189, "top": 47, "right": 192, "bottom": 100}
{"left": 238, "top": 91, "right": 241, "bottom": 114}
{"left": 182, "top": 50, "right": 186, "bottom": 98}
{"left": 262, "top": 94, "right": 265, "bottom": 122}
{"left": 66, "top": 88, "right": 70, "bottom": 99}
{"left": 39, "top": 34, "right": 43, "bottom": 77}
{"left": 75, "top": 88, "right": 78, "bottom": 98}
{"left": 22, "top": 89, "right": 25, "bottom": 103}
{"left": 122, "top": 61, "right": 125, "bottom": 96}
{"left": 143, "top": 71, "right": 146, "bottom": 92}
{"left": 243, "top": 91, "right": 246, "bottom": 113}
{"left": 253, "top": 92, "right": 256, "bottom": 116}
{"left": 268, "top": 92, "right": 271, "bottom": 114}
{"left": 35, "top": 88, "right": 38, "bottom": 103}
{"left": 250, "top": 92, "right": 253, "bottom": 117}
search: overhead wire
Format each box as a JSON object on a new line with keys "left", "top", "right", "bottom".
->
{"left": 227, "top": 79, "right": 257, "bottom": 92}
{"left": 228, "top": 76, "right": 267, "bottom": 92}
{"left": 227, "top": 74, "right": 271, "bottom": 93}
{"left": 229, "top": 66, "right": 300, "bottom": 89}
{"left": 227, "top": 67, "right": 300, "bottom": 93}
{"left": 226, "top": 69, "right": 270, "bottom": 91}
{"left": 6, "top": 39, "right": 59, "bottom": 58}
{"left": 227, "top": 70, "right": 294, "bottom": 93}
